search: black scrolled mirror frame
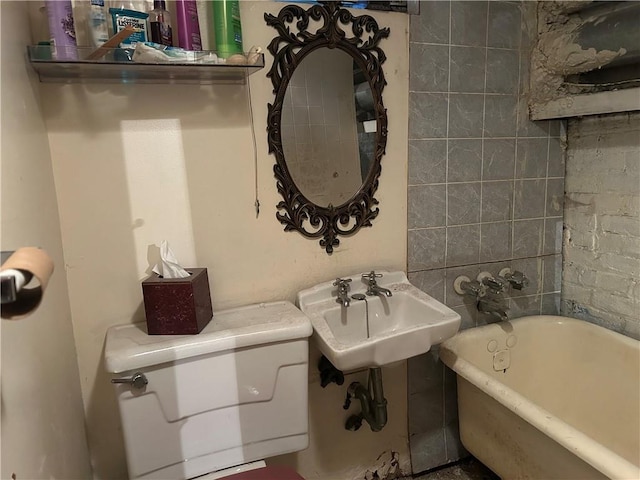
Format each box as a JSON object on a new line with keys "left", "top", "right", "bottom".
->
{"left": 265, "top": 1, "right": 390, "bottom": 254}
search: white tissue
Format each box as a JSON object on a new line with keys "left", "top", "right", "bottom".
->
{"left": 152, "top": 241, "right": 190, "bottom": 279}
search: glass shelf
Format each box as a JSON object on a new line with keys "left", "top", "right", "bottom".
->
{"left": 27, "top": 45, "right": 264, "bottom": 85}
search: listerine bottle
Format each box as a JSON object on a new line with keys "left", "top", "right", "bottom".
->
{"left": 109, "top": 0, "right": 150, "bottom": 60}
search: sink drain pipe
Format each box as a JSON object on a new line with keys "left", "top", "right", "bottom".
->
{"left": 344, "top": 367, "right": 388, "bottom": 432}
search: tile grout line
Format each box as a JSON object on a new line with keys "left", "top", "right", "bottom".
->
{"left": 406, "top": 251, "right": 562, "bottom": 274}
{"left": 410, "top": 91, "right": 517, "bottom": 96}
{"left": 407, "top": 33, "right": 413, "bottom": 272}
{"left": 540, "top": 110, "right": 553, "bottom": 312}
{"left": 442, "top": 0, "right": 454, "bottom": 458}
{"left": 411, "top": 40, "right": 520, "bottom": 51}
{"left": 407, "top": 134, "right": 554, "bottom": 140}
{"left": 511, "top": 1, "right": 524, "bottom": 276}
{"left": 407, "top": 176, "right": 565, "bottom": 188}
{"left": 479, "top": 0, "right": 491, "bottom": 275}
{"left": 408, "top": 216, "right": 560, "bottom": 233}
{"left": 443, "top": 0, "right": 453, "bottom": 287}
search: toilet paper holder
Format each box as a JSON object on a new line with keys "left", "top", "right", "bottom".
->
{"left": 1, "top": 247, "right": 54, "bottom": 319}
{"left": 1, "top": 251, "right": 18, "bottom": 303}
{"left": 1, "top": 250, "right": 32, "bottom": 304}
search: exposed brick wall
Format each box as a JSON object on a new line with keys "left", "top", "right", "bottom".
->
{"left": 562, "top": 112, "right": 640, "bottom": 339}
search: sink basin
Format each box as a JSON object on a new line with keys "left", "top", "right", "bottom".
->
{"left": 297, "top": 271, "right": 461, "bottom": 371}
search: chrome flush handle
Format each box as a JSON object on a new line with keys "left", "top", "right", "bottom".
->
{"left": 111, "top": 372, "right": 148, "bottom": 390}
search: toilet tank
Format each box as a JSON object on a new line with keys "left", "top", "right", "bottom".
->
{"left": 104, "top": 301, "right": 313, "bottom": 480}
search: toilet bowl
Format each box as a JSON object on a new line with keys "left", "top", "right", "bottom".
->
{"left": 104, "top": 301, "right": 312, "bottom": 480}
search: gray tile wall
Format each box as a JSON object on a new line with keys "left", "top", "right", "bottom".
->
{"left": 406, "top": 1, "right": 566, "bottom": 474}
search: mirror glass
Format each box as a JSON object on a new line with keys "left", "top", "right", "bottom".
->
{"left": 280, "top": 49, "right": 377, "bottom": 207}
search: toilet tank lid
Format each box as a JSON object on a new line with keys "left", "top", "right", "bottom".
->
{"left": 104, "top": 301, "right": 312, "bottom": 373}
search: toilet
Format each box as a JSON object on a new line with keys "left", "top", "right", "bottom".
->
{"left": 104, "top": 301, "right": 312, "bottom": 480}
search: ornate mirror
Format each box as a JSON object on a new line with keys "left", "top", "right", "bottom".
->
{"left": 265, "top": 1, "right": 389, "bottom": 254}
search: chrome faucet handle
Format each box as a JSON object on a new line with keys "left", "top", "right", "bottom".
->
{"left": 477, "top": 272, "right": 508, "bottom": 293}
{"left": 453, "top": 276, "right": 487, "bottom": 298}
{"left": 333, "top": 278, "right": 352, "bottom": 307}
{"left": 509, "top": 271, "right": 529, "bottom": 290}
{"left": 362, "top": 271, "right": 383, "bottom": 284}
{"left": 499, "top": 268, "right": 529, "bottom": 290}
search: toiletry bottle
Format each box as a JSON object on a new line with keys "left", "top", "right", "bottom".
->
{"left": 109, "top": 0, "right": 149, "bottom": 47}
{"left": 88, "top": 0, "right": 109, "bottom": 49}
{"left": 45, "top": 0, "right": 78, "bottom": 60}
{"left": 175, "top": 0, "right": 202, "bottom": 51}
{"left": 109, "top": 0, "right": 149, "bottom": 60}
{"left": 212, "top": 0, "right": 243, "bottom": 58}
{"left": 149, "top": 0, "right": 172, "bottom": 46}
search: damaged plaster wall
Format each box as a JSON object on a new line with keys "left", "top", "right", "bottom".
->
{"left": 562, "top": 112, "right": 640, "bottom": 340}
{"left": 530, "top": 1, "right": 636, "bottom": 112}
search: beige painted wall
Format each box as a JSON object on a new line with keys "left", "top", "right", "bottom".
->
{"left": 0, "top": 2, "right": 92, "bottom": 479}
{"left": 39, "top": 2, "right": 409, "bottom": 478}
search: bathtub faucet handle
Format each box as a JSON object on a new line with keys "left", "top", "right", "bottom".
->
{"left": 478, "top": 272, "right": 508, "bottom": 293}
{"left": 499, "top": 268, "right": 529, "bottom": 291}
{"left": 453, "top": 276, "right": 487, "bottom": 298}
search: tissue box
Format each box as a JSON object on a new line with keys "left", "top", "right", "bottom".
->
{"left": 142, "top": 268, "right": 213, "bottom": 335}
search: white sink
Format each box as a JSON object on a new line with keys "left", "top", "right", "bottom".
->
{"left": 297, "top": 271, "right": 461, "bottom": 371}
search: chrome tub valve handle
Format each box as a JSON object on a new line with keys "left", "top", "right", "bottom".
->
{"left": 499, "top": 268, "right": 529, "bottom": 291}
{"left": 477, "top": 271, "right": 508, "bottom": 294}
{"left": 453, "top": 275, "right": 487, "bottom": 298}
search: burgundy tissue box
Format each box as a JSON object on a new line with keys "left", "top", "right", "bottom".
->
{"left": 142, "top": 268, "right": 213, "bottom": 335}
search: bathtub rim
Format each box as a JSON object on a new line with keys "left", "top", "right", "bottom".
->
{"left": 440, "top": 315, "right": 640, "bottom": 480}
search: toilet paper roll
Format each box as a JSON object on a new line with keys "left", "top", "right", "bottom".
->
{"left": 1, "top": 247, "right": 54, "bottom": 319}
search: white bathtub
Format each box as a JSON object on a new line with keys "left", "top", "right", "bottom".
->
{"left": 440, "top": 315, "right": 640, "bottom": 480}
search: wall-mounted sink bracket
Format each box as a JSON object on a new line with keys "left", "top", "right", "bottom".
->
{"left": 318, "top": 355, "right": 344, "bottom": 388}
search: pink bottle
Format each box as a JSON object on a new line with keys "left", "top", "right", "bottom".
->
{"left": 175, "top": 0, "right": 202, "bottom": 51}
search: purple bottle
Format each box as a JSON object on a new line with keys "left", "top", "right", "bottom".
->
{"left": 45, "top": 0, "right": 78, "bottom": 60}
{"left": 175, "top": 0, "right": 202, "bottom": 51}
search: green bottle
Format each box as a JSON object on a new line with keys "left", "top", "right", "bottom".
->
{"left": 213, "top": 0, "right": 243, "bottom": 58}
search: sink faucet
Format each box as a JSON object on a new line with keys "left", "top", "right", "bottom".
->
{"left": 333, "top": 278, "right": 352, "bottom": 307}
{"left": 362, "top": 271, "right": 392, "bottom": 297}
